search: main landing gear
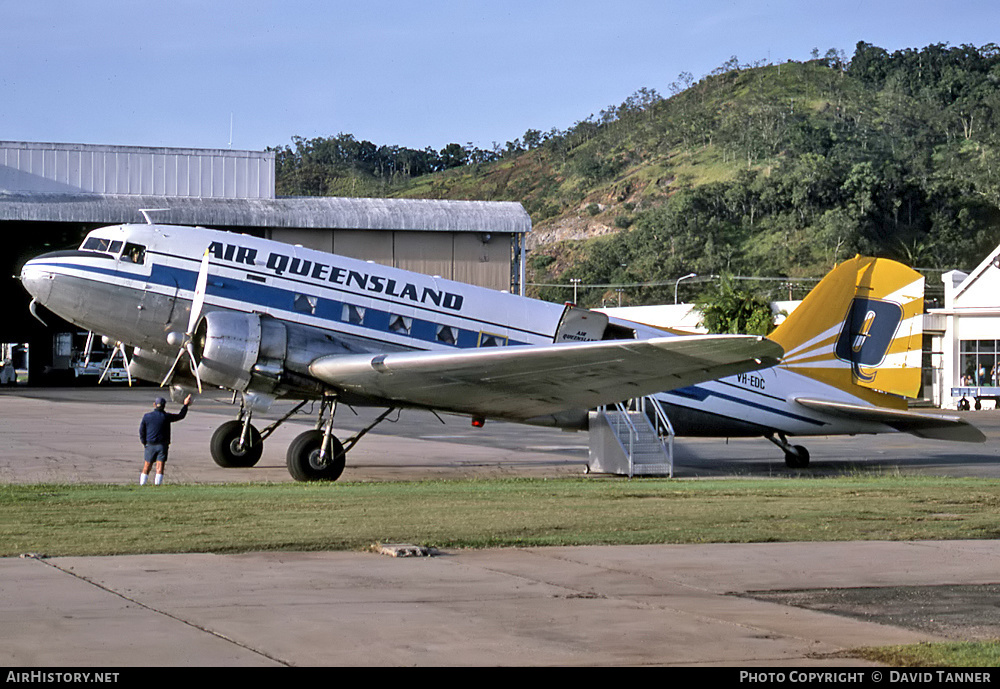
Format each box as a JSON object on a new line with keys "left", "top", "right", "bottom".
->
{"left": 767, "top": 432, "right": 811, "bottom": 469}
{"left": 208, "top": 394, "right": 396, "bottom": 482}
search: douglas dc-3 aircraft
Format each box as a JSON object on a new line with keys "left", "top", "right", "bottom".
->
{"left": 19, "top": 222, "right": 982, "bottom": 479}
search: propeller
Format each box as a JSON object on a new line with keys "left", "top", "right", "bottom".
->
{"left": 161, "top": 248, "right": 211, "bottom": 392}
{"left": 28, "top": 299, "right": 48, "bottom": 327}
{"left": 83, "top": 331, "right": 95, "bottom": 367}
{"left": 98, "top": 339, "right": 133, "bottom": 386}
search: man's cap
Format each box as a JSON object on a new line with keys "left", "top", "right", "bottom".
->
{"left": 154, "top": 397, "right": 167, "bottom": 407}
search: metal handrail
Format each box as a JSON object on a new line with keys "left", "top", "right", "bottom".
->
{"left": 598, "top": 401, "right": 641, "bottom": 477}
{"left": 645, "top": 396, "right": 675, "bottom": 478}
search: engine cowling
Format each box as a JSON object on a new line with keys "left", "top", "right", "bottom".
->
{"left": 194, "top": 311, "right": 287, "bottom": 393}
{"left": 130, "top": 347, "right": 193, "bottom": 387}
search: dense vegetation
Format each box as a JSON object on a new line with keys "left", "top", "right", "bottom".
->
{"left": 272, "top": 42, "right": 1000, "bottom": 308}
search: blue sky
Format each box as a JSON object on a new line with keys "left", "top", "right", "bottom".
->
{"left": 4, "top": 1, "right": 1000, "bottom": 153}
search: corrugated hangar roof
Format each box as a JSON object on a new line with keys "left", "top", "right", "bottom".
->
{"left": 0, "top": 193, "right": 532, "bottom": 234}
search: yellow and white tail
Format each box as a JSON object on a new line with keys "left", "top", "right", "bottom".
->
{"left": 769, "top": 256, "right": 924, "bottom": 405}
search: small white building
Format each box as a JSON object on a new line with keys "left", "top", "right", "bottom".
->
{"left": 928, "top": 245, "right": 1000, "bottom": 410}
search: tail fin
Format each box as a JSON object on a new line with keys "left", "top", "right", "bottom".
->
{"left": 769, "top": 256, "right": 924, "bottom": 403}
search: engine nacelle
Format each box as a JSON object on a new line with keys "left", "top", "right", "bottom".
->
{"left": 130, "top": 347, "right": 188, "bottom": 386}
{"left": 195, "top": 311, "right": 287, "bottom": 392}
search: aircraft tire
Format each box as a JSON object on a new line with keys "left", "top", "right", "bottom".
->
{"left": 784, "top": 445, "right": 810, "bottom": 469}
{"left": 210, "top": 420, "right": 263, "bottom": 468}
{"left": 286, "top": 430, "right": 346, "bottom": 482}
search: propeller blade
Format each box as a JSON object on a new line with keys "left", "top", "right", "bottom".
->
{"left": 188, "top": 248, "right": 211, "bottom": 335}
{"left": 83, "top": 332, "right": 95, "bottom": 367}
{"left": 161, "top": 349, "right": 185, "bottom": 388}
{"left": 28, "top": 299, "right": 48, "bottom": 327}
{"left": 98, "top": 355, "right": 114, "bottom": 384}
{"left": 97, "top": 341, "right": 132, "bottom": 385}
{"left": 117, "top": 342, "right": 132, "bottom": 387}
{"left": 184, "top": 341, "right": 203, "bottom": 393}
{"left": 162, "top": 247, "right": 211, "bottom": 390}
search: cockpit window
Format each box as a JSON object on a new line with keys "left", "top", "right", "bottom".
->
{"left": 82, "top": 237, "right": 123, "bottom": 254}
{"left": 81, "top": 237, "right": 146, "bottom": 264}
{"left": 122, "top": 243, "right": 146, "bottom": 264}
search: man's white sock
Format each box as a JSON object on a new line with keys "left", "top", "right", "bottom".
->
{"left": 154, "top": 473, "right": 163, "bottom": 486}
{"left": 139, "top": 473, "right": 148, "bottom": 486}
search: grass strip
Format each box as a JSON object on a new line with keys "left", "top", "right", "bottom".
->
{"left": 3, "top": 475, "right": 1000, "bottom": 557}
{"left": 852, "top": 641, "right": 1000, "bottom": 667}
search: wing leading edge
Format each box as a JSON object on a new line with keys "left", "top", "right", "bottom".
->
{"left": 793, "top": 397, "right": 986, "bottom": 442}
{"left": 309, "top": 335, "right": 783, "bottom": 422}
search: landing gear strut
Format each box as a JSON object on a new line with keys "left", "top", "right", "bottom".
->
{"left": 209, "top": 394, "right": 307, "bottom": 469}
{"left": 209, "top": 392, "right": 398, "bottom": 482}
{"left": 287, "top": 397, "right": 346, "bottom": 481}
{"left": 210, "top": 419, "right": 263, "bottom": 468}
{"left": 285, "top": 399, "right": 398, "bottom": 482}
{"left": 767, "top": 432, "right": 810, "bottom": 468}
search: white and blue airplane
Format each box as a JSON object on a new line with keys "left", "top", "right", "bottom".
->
{"left": 19, "top": 222, "right": 981, "bottom": 479}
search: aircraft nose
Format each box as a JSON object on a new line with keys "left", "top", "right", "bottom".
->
{"left": 19, "top": 258, "right": 54, "bottom": 303}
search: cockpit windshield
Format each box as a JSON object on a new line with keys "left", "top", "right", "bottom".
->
{"left": 80, "top": 236, "right": 146, "bottom": 264}
{"left": 81, "top": 237, "right": 123, "bottom": 254}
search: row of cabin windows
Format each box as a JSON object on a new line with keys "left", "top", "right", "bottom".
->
{"left": 294, "top": 294, "right": 506, "bottom": 347}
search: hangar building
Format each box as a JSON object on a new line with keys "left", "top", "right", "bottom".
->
{"left": 1, "top": 140, "right": 531, "bottom": 383}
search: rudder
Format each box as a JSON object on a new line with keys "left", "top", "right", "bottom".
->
{"left": 768, "top": 256, "right": 924, "bottom": 401}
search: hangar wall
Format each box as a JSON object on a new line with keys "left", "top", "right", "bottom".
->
{"left": 267, "top": 225, "right": 513, "bottom": 290}
{"left": 1, "top": 141, "right": 530, "bottom": 295}
{"left": 0, "top": 141, "right": 275, "bottom": 199}
{"left": 1, "top": 140, "right": 531, "bottom": 383}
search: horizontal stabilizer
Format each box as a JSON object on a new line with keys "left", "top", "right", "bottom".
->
{"left": 310, "top": 335, "right": 783, "bottom": 422}
{"left": 793, "top": 397, "right": 986, "bottom": 443}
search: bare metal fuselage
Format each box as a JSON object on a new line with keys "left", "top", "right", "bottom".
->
{"left": 20, "top": 223, "right": 907, "bottom": 438}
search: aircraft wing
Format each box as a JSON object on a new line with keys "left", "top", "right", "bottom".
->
{"left": 793, "top": 397, "right": 986, "bottom": 442}
{"left": 310, "top": 335, "right": 782, "bottom": 422}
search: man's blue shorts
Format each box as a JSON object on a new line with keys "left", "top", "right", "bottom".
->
{"left": 143, "top": 444, "right": 169, "bottom": 464}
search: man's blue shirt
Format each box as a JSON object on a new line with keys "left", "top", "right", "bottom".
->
{"left": 139, "top": 405, "right": 188, "bottom": 446}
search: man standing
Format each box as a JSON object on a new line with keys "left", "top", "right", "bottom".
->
{"left": 139, "top": 394, "right": 192, "bottom": 486}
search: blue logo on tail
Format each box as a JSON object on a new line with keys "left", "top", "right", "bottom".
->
{"left": 834, "top": 298, "right": 903, "bottom": 382}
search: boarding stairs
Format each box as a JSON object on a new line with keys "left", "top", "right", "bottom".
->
{"left": 588, "top": 396, "right": 675, "bottom": 477}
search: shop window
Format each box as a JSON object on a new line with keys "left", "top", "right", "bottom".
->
{"left": 960, "top": 340, "right": 999, "bottom": 386}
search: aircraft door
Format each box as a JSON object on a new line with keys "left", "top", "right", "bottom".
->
{"left": 114, "top": 241, "right": 158, "bottom": 329}
{"left": 553, "top": 305, "right": 609, "bottom": 343}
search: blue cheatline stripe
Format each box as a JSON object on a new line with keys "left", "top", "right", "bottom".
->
{"left": 34, "top": 258, "right": 535, "bottom": 350}
{"left": 150, "top": 249, "right": 558, "bottom": 340}
{"left": 661, "top": 385, "right": 827, "bottom": 427}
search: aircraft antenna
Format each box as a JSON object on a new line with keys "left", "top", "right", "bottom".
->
{"left": 139, "top": 208, "right": 170, "bottom": 225}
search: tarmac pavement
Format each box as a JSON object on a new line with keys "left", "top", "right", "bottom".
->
{"left": 2, "top": 387, "right": 1000, "bottom": 666}
{"left": 5, "top": 541, "right": 997, "bottom": 667}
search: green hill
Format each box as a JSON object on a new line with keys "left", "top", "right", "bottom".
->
{"left": 273, "top": 42, "right": 1000, "bottom": 307}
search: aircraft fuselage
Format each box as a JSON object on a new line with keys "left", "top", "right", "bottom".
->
{"left": 20, "top": 223, "right": 899, "bottom": 438}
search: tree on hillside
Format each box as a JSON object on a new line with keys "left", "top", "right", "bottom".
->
{"left": 695, "top": 275, "right": 775, "bottom": 336}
